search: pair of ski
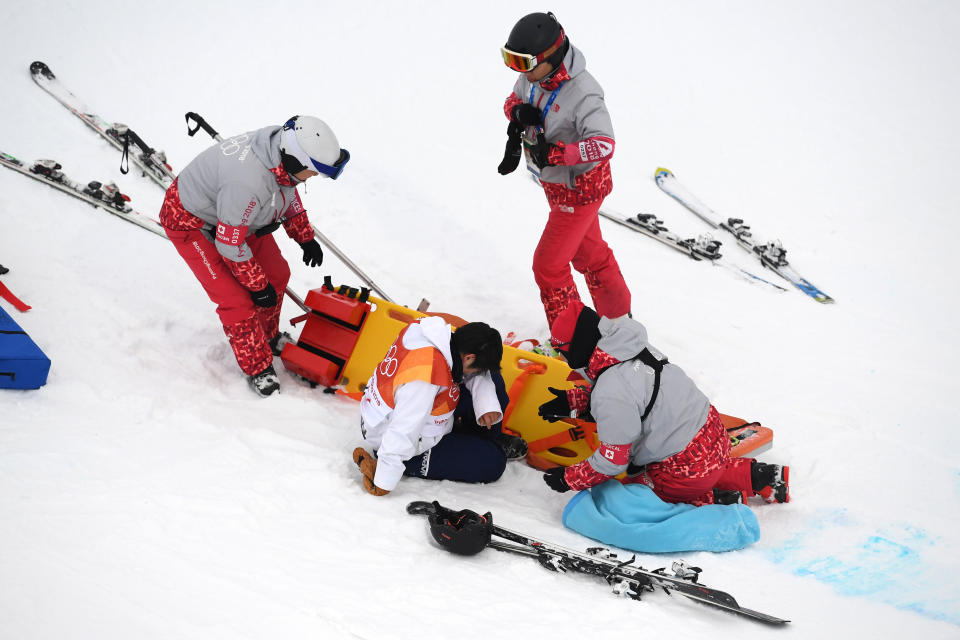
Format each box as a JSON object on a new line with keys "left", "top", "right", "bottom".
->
{"left": 29, "top": 61, "right": 175, "bottom": 189}
{"left": 0, "top": 151, "right": 166, "bottom": 238}
{"left": 600, "top": 168, "right": 833, "bottom": 303}
{"left": 2, "top": 63, "right": 312, "bottom": 312}
{"left": 407, "top": 500, "right": 788, "bottom": 625}
{"left": 597, "top": 206, "right": 790, "bottom": 292}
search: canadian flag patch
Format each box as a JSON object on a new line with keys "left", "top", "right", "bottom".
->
{"left": 216, "top": 222, "right": 247, "bottom": 246}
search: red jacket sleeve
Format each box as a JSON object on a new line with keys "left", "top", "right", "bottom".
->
{"left": 563, "top": 457, "right": 615, "bottom": 491}
{"left": 566, "top": 387, "right": 591, "bottom": 414}
{"left": 548, "top": 137, "right": 616, "bottom": 166}
{"left": 225, "top": 257, "right": 268, "bottom": 292}
{"left": 280, "top": 190, "right": 314, "bottom": 244}
{"left": 503, "top": 93, "right": 523, "bottom": 121}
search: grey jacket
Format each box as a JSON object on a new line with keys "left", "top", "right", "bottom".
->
{"left": 176, "top": 126, "right": 306, "bottom": 262}
{"left": 585, "top": 317, "right": 711, "bottom": 475}
{"left": 510, "top": 44, "right": 614, "bottom": 188}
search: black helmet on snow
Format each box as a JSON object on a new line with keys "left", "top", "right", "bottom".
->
{"left": 502, "top": 12, "right": 568, "bottom": 72}
{"left": 428, "top": 501, "right": 493, "bottom": 556}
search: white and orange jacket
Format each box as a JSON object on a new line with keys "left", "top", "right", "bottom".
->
{"left": 359, "top": 317, "right": 502, "bottom": 491}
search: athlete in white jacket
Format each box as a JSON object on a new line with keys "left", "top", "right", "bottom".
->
{"left": 354, "top": 318, "right": 505, "bottom": 495}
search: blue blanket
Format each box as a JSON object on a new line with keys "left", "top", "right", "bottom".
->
{"left": 562, "top": 480, "right": 760, "bottom": 553}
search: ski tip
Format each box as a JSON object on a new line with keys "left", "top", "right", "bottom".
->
{"left": 654, "top": 167, "right": 673, "bottom": 179}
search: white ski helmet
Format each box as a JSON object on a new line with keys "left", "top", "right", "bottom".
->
{"left": 279, "top": 115, "right": 350, "bottom": 179}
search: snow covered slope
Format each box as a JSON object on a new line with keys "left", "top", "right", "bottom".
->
{"left": 1, "top": 1, "right": 958, "bottom": 638}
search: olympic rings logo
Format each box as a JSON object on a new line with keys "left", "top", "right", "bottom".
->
{"left": 220, "top": 133, "right": 250, "bottom": 156}
{"left": 379, "top": 346, "right": 399, "bottom": 377}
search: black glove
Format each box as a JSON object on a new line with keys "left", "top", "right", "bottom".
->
{"left": 543, "top": 467, "right": 571, "bottom": 493}
{"left": 511, "top": 104, "right": 542, "bottom": 126}
{"left": 498, "top": 121, "right": 523, "bottom": 175}
{"left": 250, "top": 283, "right": 278, "bottom": 308}
{"left": 528, "top": 134, "right": 554, "bottom": 170}
{"left": 299, "top": 239, "right": 324, "bottom": 267}
{"left": 537, "top": 387, "right": 571, "bottom": 423}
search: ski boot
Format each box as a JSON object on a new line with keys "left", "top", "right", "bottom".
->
{"left": 712, "top": 488, "right": 747, "bottom": 505}
{"left": 248, "top": 364, "right": 280, "bottom": 397}
{"left": 268, "top": 331, "right": 293, "bottom": 357}
{"left": 496, "top": 432, "right": 528, "bottom": 460}
{"left": 532, "top": 342, "right": 561, "bottom": 359}
{"left": 751, "top": 461, "right": 790, "bottom": 503}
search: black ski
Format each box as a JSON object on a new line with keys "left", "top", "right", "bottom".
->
{"left": 599, "top": 208, "right": 722, "bottom": 261}
{"left": 407, "top": 500, "right": 788, "bottom": 625}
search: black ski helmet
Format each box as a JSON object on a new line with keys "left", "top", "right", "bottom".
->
{"left": 428, "top": 502, "right": 493, "bottom": 556}
{"left": 504, "top": 12, "right": 568, "bottom": 70}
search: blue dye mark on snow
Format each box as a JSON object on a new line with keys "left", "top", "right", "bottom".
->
{"left": 770, "top": 513, "right": 959, "bottom": 626}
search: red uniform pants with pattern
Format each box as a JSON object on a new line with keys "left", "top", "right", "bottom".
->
{"left": 164, "top": 227, "right": 290, "bottom": 376}
{"left": 627, "top": 406, "right": 755, "bottom": 505}
{"left": 533, "top": 199, "right": 631, "bottom": 326}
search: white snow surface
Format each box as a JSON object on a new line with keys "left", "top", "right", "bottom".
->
{"left": 2, "top": 1, "right": 959, "bottom": 638}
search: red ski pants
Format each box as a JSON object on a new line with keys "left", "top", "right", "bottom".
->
{"left": 628, "top": 406, "right": 755, "bottom": 505}
{"left": 533, "top": 199, "right": 631, "bottom": 326}
{"left": 164, "top": 228, "right": 290, "bottom": 376}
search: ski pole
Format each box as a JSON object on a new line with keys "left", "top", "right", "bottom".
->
{"left": 184, "top": 111, "right": 394, "bottom": 303}
{"left": 185, "top": 112, "right": 219, "bottom": 140}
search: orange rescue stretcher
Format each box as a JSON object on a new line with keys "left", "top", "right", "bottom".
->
{"left": 280, "top": 282, "right": 775, "bottom": 469}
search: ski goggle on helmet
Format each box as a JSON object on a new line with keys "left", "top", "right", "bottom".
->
{"left": 280, "top": 116, "right": 350, "bottom": 179}
{"left": 501, "top": 12, "right": 565, "bottom": 72}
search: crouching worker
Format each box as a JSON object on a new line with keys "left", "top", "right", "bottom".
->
{"left": 159, "top": 115, "right": 347, "bottom": 397}
{"left": 538, "top": 302, "right": 789, "bottom": 506}
{"left": 353, "top": 318, "right": 509, "bottom": 496}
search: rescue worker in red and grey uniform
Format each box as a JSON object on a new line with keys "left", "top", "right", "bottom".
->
{"left": 159, "top": 116, "right": 349, "bottom": 396}
{"left": 537, "top": 302, "right": 790, "bottom": 505}
{"left": 498, "top": 12, "right": 631, "bottom": 327}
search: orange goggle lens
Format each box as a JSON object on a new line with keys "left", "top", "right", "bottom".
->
{"left": 501, "top": 47, "right": 537, "bottom": 72}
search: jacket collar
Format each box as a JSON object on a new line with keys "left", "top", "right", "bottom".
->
{"left": 585, "top": 347, "right": 621, "bottom": 381}
{"left": 270, "top": 165, "right": 297, "bottom": 187}
{"left": 539, "top": 64, "right": 571, "bottom": 91}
